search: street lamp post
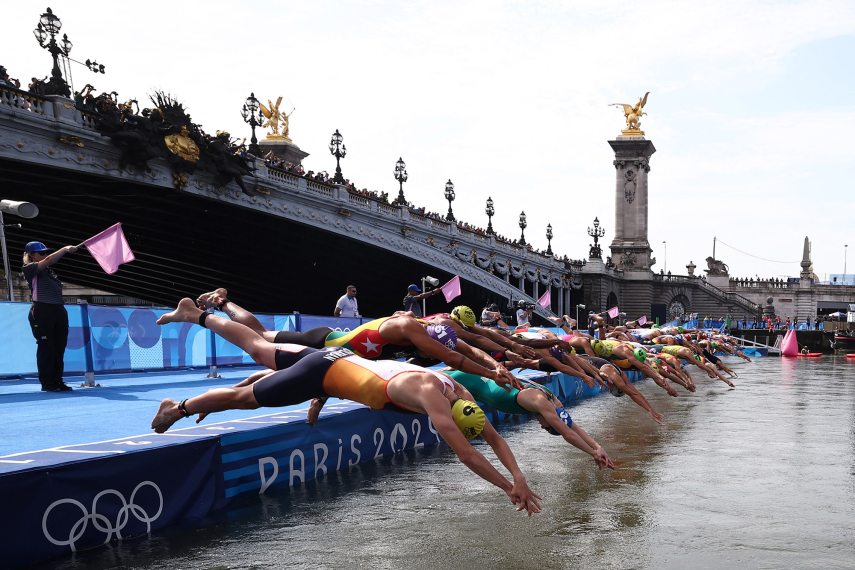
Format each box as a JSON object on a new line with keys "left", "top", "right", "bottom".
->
{"left": 393, "top": 157, "right": 407, "bottom": 204}
{"left": 0, "top": 200, "right": 39, "bottom": 301}
{"left": 444, "top": 179, "right": 456, "bottom": 221}
{"left": 546, "top": 223, "right": 553, "bottom": 256}
{"left": 485, "top": 197, "right": 495, "bottom": 235}
{"left": 329, "top": 129, "right": 347, "bottom": 184}
{"left": 662, "top": 240, "right": 667, "bottom": 273}
{"left": 845, "top": 244, "right": 849, "bottom": 281}
{"left": 518, "top": 211, "right": 527, "bottom": 245}
{"left": 241, "top": 93, "right": 263, "bottom": 156}
{"left": 33, "top": 7, "right": 72, "bottom": 97}
{"left": 587, "top": 217, "right": 605, "bottom": 258}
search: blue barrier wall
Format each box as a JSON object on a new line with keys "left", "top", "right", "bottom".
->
{"left": 0, "top": 302, "right": 371, "bottom": 378}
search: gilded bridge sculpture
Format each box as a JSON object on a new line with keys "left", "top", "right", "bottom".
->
{"left": 610, "top": 91, "right": 649, "bottom": 133}
{"left": 260, "top": 96, "right": 295, "bottom": 141}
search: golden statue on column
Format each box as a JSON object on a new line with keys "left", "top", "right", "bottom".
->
{"left": 259, "top": 96, "right": 295, "bottom": 142}
{"left": 610, "top": 91, "right": 649, "bottom": 137}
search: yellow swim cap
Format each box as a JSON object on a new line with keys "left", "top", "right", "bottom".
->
{"left": 451, "top": 399, "right": 486, "bottom": 439}
{"left": 450, "top": 306, "right": 476, "bottom": 329}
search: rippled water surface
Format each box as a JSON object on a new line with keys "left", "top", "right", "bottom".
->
{"left": 46, "top": 356, "right": 855, "bottom": 570}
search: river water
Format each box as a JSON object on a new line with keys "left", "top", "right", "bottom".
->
{"left": 43, "top": 356, "right": 855, "bottom": 570}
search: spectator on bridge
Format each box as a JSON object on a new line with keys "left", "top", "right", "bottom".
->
{"left": 22, "top": 241, "right": 79, "bottom": 392}
{"left": 402, "top": 283, "right": 440, "bottom": 318}
{"left": 334, "top": 284, "right": 360, "bottom": 318}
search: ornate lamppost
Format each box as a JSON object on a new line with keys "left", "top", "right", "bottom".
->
{"left": 662, "top": 240, "right": 668, "bottom": 273}
{"left": 587, "top": 217, "right": 605, "bottom": 259}
{"left": 444, "top": 179, "right": 456, "bottom": 221}
{"left": 33, "top": 8, "right": 71, "bottom": 97}
{"left": 518, "top": 211, "right": 527, "bottom": 245}
{"left": 33, "top": 8, "right": 106, "bottom": 98}
{"left": 241, "top": 93, "right": 263, "bottom": 156}
{"left": 485, "top": 197, "right": 495, "bottom": 235}
{"left": 393, "top": 157, "right": 407, "bottom": 204}
{"left": 546, "top": 223, "right": 553, "bottom": 255}
{"left": 328, "top": 129, "right": 347, "bottom": 184}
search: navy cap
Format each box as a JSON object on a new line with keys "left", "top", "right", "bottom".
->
{"left": 546, "top": 407, "right": 573, "bottom": 435}
{"left": 24, "top": 241, "right": 51, "bottom": 253}
{"left": 408, "top": 284, "right": 421, "bottom": 293}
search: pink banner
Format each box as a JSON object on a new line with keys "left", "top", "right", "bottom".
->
{"left": 440, "top": 275, "right": 461, "bottom": 302}
{"left": 638, "top": 315, "right": 647, "bottom": 326}
{"left": 83, "top": 223, "right": 136, "bottom": 274}
{"left": 537, "top": 289, "right": 551, "bottom": 309}
{"left": 607, "top": 306, "right": 620, "bottom": 319}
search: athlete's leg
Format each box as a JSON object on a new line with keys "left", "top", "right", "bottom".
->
{"left": 196, "top": 288, "right": 275, "bottom": 339}
{"left": 151, "top": 384, "right": 260, "bottom": 433}
{"left": 157, "top": 298, "right": 279, "bottom": 369}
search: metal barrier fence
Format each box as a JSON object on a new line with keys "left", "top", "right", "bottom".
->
{"left": 0, "top": 301, "right": 370, "bottom": 379}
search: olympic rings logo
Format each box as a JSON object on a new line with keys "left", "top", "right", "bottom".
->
{"left": 42, "top": 480, "right": 163, "bottom": 551}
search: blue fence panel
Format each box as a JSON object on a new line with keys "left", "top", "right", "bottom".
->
{"left": 0, "top": 302, "right": 38, "bottom": 375}
{"left": 300, "top": 315, "right": 364, "bottom": 333}
{"left": 0, "top": 302, "right": 351, "bottom": 378}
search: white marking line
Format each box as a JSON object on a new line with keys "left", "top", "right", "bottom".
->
{"left": 50, "top": 449, "right": 126, "bottom": 455}
{"left": 0, "top": 459, "right": 35, "bottom": 464}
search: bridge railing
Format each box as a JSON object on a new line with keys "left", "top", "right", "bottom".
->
{"left": 0, "top": 84, "right": 52, "bottom": 117}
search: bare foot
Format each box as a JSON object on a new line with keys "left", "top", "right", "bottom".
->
{"left": 157, "top": 298, "right": 202, "bottom": 325}
{"left": 195, "top": 288, "right": 229, "bottom": 310}
{"left": 151, "top": 399, "right": 183, "bottom": 433}
{"left": 306, "top": 397, "right": 327, "bottom": 425}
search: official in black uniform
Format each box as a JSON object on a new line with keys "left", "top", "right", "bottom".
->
{"left": 22, "top": 241, "right": 78, "bottom": 392}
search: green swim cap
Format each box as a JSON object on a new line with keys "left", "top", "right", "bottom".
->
{"left": 677, "top": 326, "right": 684, "bottom": 333}
{"left": 634, "top": 348, "right": 647, "bottom": 362}
{"left": 450, "top": 306, "right": 476, "bottom": 329}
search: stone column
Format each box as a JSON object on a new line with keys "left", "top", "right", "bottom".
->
{"left": 608, "top": 138, "right": 656, "bottom": 272}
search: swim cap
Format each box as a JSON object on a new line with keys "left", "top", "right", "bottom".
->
{"left": 548, "top": 346, "right": 564, "bottom": 359}
{"left": 633, "top": 348, "right": 647, "bottom": 362}
{"left": 451, "top": 399, "right": 486, "bottom": 439}
{"left": 546, "top": 407, "right": 573, "bottom": 435}
{"left": 425, "top": 323, "right": 458, "bottom": 349}
{"left": 450, "top": 306, "right": 476, "bottom": 328}
{"left": 677, "top": 326, "right": 684, "bottom": 333}
{"left": 608, "top": 383, "right": 625, "bottom": 397}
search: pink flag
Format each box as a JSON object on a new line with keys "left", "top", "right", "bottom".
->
{"left": 607, "top": 306, "right": 620, "bottom": 319}
{"left": 537, "top": 289, "right": 551, "bottom": 309}
{"left": 440, "top": 275, "right": 462, "bottom": 302}
{"left": 638, "top": 315, "right": 648, "bottom": 326}
{"left": 83, "top": 223, "right": 136, "bottom": 274}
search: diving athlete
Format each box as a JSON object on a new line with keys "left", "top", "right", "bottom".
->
{"left": 152, "top": 299, "right": 541, "bottom": 515}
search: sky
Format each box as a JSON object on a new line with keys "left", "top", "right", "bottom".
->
{"left": 4, "top": 1, "right": 855, "bottom": 281}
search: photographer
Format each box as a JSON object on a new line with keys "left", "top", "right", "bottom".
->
{"left": 481, "top": 303, "right": 509, "bottom": 328}
{"left": 516, "top": 300, "right": 534, "bottom": 327}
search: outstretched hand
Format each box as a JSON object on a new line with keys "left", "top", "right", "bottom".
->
{"left": 508, "top": 480, "right": 542, "bottom": 516}
{"left": 493, "top": 365, "right": 522, "bottom": 391}
{"left": 593, "top": 448, "right": 616, "bottom": 470}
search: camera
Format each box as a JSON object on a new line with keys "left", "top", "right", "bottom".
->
{"left": 516, "top": 300, "right": 535, "bottom": 310}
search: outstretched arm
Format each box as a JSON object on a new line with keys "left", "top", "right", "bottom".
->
{"left": 421, "top": 390, "right": 541, "bottom": 515}
{"left": 36, "top": 245, "right": 77, "bottom": 270}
